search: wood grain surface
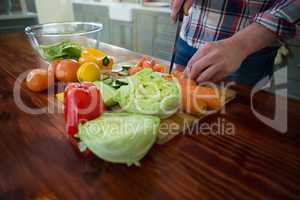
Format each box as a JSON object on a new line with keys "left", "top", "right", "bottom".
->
{"left": 0, "top": 33, "right": 300, "bottom": 200}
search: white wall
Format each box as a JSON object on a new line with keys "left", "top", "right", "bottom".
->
{"left": 35, "top": 0, "right": 74, "bottom": 23}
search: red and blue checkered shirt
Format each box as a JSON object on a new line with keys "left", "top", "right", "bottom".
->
{"left": 180, "top": 0, "right": 300, "bottom": 48}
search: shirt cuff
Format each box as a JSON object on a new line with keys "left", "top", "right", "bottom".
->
{"left": 252, "top": 11, "right": 297, "bottom": 40}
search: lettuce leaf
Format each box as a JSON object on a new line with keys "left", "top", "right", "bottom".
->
{"left": 78, "top": 112, "right": 160, "bottom": 166}
{"left": 113, "top": 68, "right": 180, "bottom": 118}
{"left": 38, "top": 41, "right": 82, "bottom": 61}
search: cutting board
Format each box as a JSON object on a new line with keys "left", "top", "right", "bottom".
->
{"left": 55, "top": 87, "right": 236, "bottom": 145}
{"left": 157, "top": 88, "right": 236, "bottom": 144}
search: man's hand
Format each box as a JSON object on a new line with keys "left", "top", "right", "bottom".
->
{"left": 182, "top": 23, "right": 278, "bottom": 82}
{"left": 171, "top": 0, "right": 192, "bottom": 23}
{"left": 182, "top": 38, "right": 247, "bottom": 82}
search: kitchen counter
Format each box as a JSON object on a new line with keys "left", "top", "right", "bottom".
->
{"left": 0, "top": 33, "right": 300, "bottom": 200}
{"left": 0, "top": 12, "right": 38, "bottom": 34}
{"left": 72, "top": 0, "right": 171, "bottom": 13}
{"left": 0, "top": 11, "right": 37, "bottom": 20}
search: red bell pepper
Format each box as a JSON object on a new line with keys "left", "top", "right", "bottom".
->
{"left": 64, "top": 82, "right": 105, "bottom": 137}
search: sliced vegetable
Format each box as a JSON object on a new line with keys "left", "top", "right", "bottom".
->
{"left": 113, "top": 68, "right": 180, "bottom": 118}
{"left": 180, "top": 86, "right": 207, "bottom": 115}
{"left": 78, "top": 112, "right": 160, "bottom": 166}
{"left": 103, "top": 78, "right": 113, "bottom": 85}
{"left": 39, "top": 41, "right": 82, "bottom": 61}
{"left": 152, "top": 64, "right": 166, "bottom": 73}
{"left": 191, "top": 86, "right": 222, "bottom": 110}
{"left": 170, "top": 70, "right": 220, "bottom": 111}
{"left": 130, "top": 57, "right": 167, "bottom": 75}
{"left": 142, "top": 59, "right": 156, "bottom": 68}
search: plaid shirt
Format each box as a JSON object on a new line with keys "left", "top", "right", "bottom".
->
{"left": 180, "top": 0, "right": 300, "bottom": 48}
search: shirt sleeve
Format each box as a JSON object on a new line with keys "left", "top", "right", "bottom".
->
{"left": 253, "top": 0, "right": 300, "bottom": 40}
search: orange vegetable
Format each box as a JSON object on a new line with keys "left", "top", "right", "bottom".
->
{"left": 152, "top": 64, "right": 166, "bottom": 73}
{"left": 136, "top": 56, "right": 156, "bottom": 68}
{"left": 192, "top": 86, "right": 221, "bottom": 110}
{"left": 181, "top": 85, "right": 221, "bottom": 110}
{"left": 177, "top": 75, "right": 221, "bottom": 110}
{"left": 171, "top": 70, "right": 183, "bottom": 78}
{"left": 181, "top": 91, "right": 207, "bottom": 115}
{"left": 178, "top": 78, "right": 197, "bottom": 87}
{"left": 136, "top": 56, "right": 147, "bottom": 67}
{"left": 26, "top": 69, "right": 51, "bottom": 92}
{"left": 142, "top": 59, "right": 156, "bottom": 68}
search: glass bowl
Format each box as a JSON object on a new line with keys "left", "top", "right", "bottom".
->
{"left": 25, "top": 22, "right": 103, "bottom": 61}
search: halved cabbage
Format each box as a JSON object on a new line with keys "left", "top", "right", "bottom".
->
{"left": 78, "top": 112, "right": 160, "bottom": 166}
{"left": 113, "top": 68, "right": 180, "bottom": 118}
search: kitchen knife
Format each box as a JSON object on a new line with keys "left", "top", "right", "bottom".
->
{"left": 169, "top": 5, "right": 185, "bottom": 73}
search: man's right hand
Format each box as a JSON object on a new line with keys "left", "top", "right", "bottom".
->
{"left": 171, "top": 0, "right": 192, "bottom": 23}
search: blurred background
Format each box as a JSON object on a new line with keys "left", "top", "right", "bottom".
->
{"left": 0, "top": 0, "right": 299, "bottom": 100}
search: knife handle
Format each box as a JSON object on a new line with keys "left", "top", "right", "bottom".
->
{"left": 178, "top": 4, "right": 184, "bottom": 22}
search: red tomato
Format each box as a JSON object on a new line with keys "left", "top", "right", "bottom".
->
{"left": 136, "top": 56, "right": 147, "bottom": 67}
{"left": 56, "top": 59, "right": 80, "bottom": 82}
{"left": 142, "top": 59, "right": 156, "bottom": 68}
{"left": 152, "top": 64, "right": 166, "bottom": 73}
{"left": 48, "top": 60, "right": 61, "bottom": 81}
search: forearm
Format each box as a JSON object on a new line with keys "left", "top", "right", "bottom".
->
{"left": 228, "top": 23, "right": 278, "bottom": 59}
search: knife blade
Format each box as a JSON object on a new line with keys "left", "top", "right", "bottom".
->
{"left": 169, "top": 5, "right": 185, "bottom": 74}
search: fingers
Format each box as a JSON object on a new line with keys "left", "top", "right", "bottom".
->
{"left": 190, "top": 55, "right": 215, "bottom": 80}
{"left": 196, "top": 65, "right": 219, "bottom": 82}
{"left": 184, "top": 43, "right": 213, "bottom": 77}
{"left": 183, "top": 53, "right": 202, "bottom": 78}
{"left": 171, "top": 0, "right": 184, "bottom": 23}
{"left": 211, "top": 71, "right": 226, "bottom": 82}
{"left": 183, "top": 0, "right": 193, "bottom": 16}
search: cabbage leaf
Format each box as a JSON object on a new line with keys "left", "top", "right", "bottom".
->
{"left": 78, "top": 112, "right": 160, "bottom": 166}
{"left": 113, "top": 68, "right": 180, "bottom": 118}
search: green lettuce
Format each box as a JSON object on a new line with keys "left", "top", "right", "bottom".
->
{"left": 78, "top": 112, "right": 160, "bottom": 166}
{"left": 113, "top": 68, "right": 180, "bottom": 118}
{"left": 93, "top": 81, "right": 117, "bottom": 107}
{"left": 38, "top": 41, "right": 82, "bottom": 61}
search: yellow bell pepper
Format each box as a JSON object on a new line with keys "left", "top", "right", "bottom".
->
{"left": 81, "top": 48, "right": 106, "bottom": 58}
{"left": 99, "top": 56, "right": 114, "bottom": 70}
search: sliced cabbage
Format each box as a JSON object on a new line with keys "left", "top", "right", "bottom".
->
{"left": 113, "top": 68, "right": 180, "bottom": 118}
{"left": 78, "top": 112, "right": 160, "bottom": 166}
{"left": 93, "top": 81, "right": 117, "bottom": 107}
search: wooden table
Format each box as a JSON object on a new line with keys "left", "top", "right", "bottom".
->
{"left": 0, "top": 33, "right": 300, "bottom": 200}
